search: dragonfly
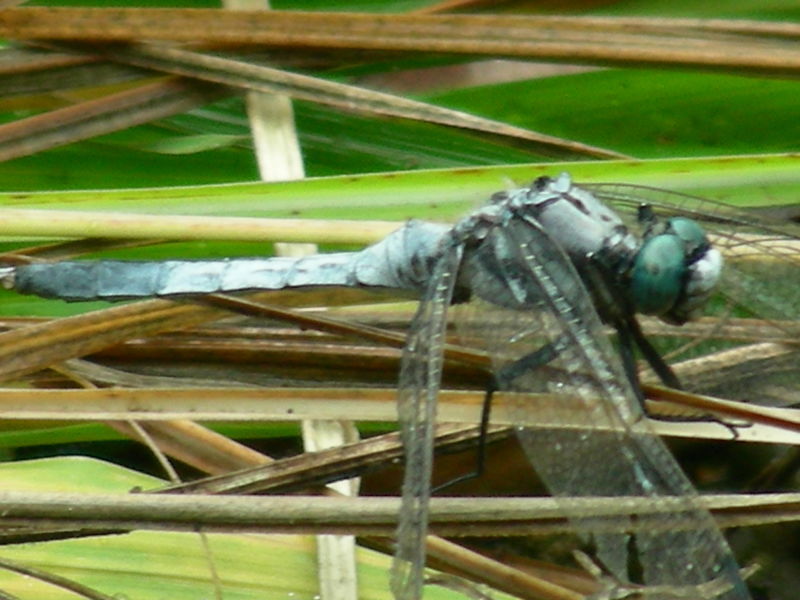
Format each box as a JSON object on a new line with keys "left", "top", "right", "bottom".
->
{"left": 2, "top": 173, "right": 796, "bottom": 599}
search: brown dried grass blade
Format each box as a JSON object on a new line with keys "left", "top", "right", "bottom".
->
{"left": 2, "top": 491, "right": 799, "bottom": 538}
{"left": 0, "top": 299, "right": 229, "bottom": 381}
{"left": 2, "top": 8, "right": 799, "bottom": 75}
{"left": 104, "top": 43, "right": 622, "bottom": 159}
{"left": 0, "top": 76, "right": 228, "bottom": 161}
{"left": 0, "top": 47, "right": 147, "bottom": 105}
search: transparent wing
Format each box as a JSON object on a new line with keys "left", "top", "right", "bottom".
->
{"left": 586, "top": 182, "right": 800, "bottom": 404}
{"left": 391, "top": 240, "right": 463, "bottom": 600}
{"left": 456, "top": 216, "right": 750, "bottom": 598}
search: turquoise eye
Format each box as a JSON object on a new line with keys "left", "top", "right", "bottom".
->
{"left": 631, "top": 234, "right": 686, "bottom": 315}
{"left": 668, "top": 217, "right": 708, "bottom": 254}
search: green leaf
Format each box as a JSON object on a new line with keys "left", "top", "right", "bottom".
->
{"left": 429, "top": 68, "right": 800, "bottom": 159}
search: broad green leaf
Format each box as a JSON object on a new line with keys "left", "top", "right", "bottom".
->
{"left": 429, "top": 68, "right": 800, "bottom": 159}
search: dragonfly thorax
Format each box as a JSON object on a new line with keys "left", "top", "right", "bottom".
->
{"left": 509, "top": 173, "right": 722, "bottom": 325}
{"left": 513, "top": 173, "right": 634, "bottom": 260}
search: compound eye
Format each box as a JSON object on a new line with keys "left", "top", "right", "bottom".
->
{"left": 668, "top": 217, "right": 709, "bottom": 256}
{"left": 631, "top": 234, "right": 686, "bottom": 316}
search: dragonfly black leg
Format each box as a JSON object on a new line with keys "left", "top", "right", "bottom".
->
{"left": 625, "top": 315, "right": 682, "bottom": 390}
{"left": 430, "top": 380, "right": 497, "bottom": 493}
{"left": 578, "top": 256, "right": 744, "bottom": 436}
{"left": 613, "top": 307, "right": 748, "bottom": 438}
{"left": 611, "top": 320, "right": 648, "bottom": 407}
{"left": 580, "top": 253, "right": 682, "bottom": 394}
{"left": 612, "top": 291, "right": 746, "bottom": 438}
{"left": 432, "top": 341, "right": 561, "bottom": 493}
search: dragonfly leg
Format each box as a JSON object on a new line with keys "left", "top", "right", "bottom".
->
{"left": 579, "top": 252, "right": 741, "bottom": 435}
{"left": 580, "top": 256, "right": 748, "bottom": 437}
{"left": 613, "top": 302, "right": 748, "bottom": 438}
{"left": 616, "top": 313, "right": 748, "bottom": 437}
{"left": 431, "top": 342, "right": 560, "bottom": 494}
{"left": 580, "top": 253, "right": 683, "bottom": 392}
{"left": 429, "top": 383, "right": 494, "bottom": 493}
{"left": 624, "top": 315, "right": 682, "bottom": 389}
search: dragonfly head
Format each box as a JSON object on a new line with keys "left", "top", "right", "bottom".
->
{"left": 632, "top": 213, "right": 723, "bottom": 325}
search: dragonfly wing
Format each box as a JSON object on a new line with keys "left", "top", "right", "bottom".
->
{"left": 706, "top": 224, "right": 800, "bottom": 403}
{"left": 391, "top": 240, "right": 463, "bottom": 600}
{"left": 458, "top": 215, "right": 750, "bottom": 598}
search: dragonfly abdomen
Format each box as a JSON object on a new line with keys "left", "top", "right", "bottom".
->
{"left": 2, "top": 220, "right": 452, "bottom": 302}
{"left": 9, "top": 254, "right": 358, "bottom": 301}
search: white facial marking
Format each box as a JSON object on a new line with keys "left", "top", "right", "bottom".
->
{"left": 678, "top": 248, "right": 723, "bottom": 319}
{"left": 687, "top": 248, "right": 723, "bottom": 297}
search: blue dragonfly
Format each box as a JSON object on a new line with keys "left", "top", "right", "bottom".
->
{"left": 4, "top": 173, "right": 795, "bottom": 599}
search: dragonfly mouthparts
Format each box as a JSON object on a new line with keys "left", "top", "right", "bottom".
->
{"left": 668, "top": 245, "right": 724, "bottom": 324}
